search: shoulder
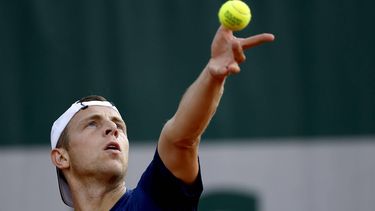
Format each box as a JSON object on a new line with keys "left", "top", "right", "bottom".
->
{"left": 136, "top": 149, "right": 203, "bottom": 209}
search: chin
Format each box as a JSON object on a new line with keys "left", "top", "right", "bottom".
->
{"left": 106, "top": 160, "right": 127, "bottom": 176}
{"left": 97, "top": 165, "right": 126, "bottom": 184}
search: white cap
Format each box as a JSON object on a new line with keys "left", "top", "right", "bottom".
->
{"left": 50, "top": 100, "right": 119, "bottom": 207}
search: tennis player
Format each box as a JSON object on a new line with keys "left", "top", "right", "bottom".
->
{"left": 50, "top": 26, "right": 274, "bottom": 210}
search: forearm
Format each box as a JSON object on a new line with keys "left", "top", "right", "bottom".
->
{"left": 162, "top": 63, "right": 226, "bottom": 146}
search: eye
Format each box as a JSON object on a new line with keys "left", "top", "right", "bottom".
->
{"left": 116, "top": 123, "right": 125, "bottom": 130}
{"left": 87, "top": 121, "right": 97, "bottom": 127}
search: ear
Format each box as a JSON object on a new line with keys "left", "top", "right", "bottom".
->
{"left": 50, "top": 148, "right": 70, "bottom": 170}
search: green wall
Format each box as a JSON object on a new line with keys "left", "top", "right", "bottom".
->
{"left": 0, "top": 0, "right": 374, "bottom": 145}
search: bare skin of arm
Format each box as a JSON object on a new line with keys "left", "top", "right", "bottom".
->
{"left": 158, "top": 26, "right": 275, "bottom": 183}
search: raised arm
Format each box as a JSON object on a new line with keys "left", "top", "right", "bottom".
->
{"left": 158, "top": 26, "right": 275, "bottom": 183}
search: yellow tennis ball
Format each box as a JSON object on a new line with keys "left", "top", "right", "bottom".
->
{"left": 218, "top": 0, "right": 252, "bottom": 31}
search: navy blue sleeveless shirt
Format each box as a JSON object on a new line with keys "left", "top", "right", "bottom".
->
{"left": 110, "top": 150, "right": 203, "bottom": 210}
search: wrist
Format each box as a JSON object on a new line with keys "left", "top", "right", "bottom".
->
{"left": 205, "top": 59, "right": 228, "bottom": 83}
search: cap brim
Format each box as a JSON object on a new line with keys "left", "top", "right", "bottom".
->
{"left": 56, "top": 168, "right": 73, "bottom": 207}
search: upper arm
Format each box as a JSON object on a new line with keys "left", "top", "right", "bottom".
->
{"left": 157, "top": 118, "right": 200, "bottom": 184}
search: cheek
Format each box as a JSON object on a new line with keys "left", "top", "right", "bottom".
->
{"left": 68, "top": 146, "right": 102, "bottom": 173}
{"left": 121, "top": 136, "right": 129, "bottom": 149}
{"left": 118, "top": 135, "right": 129, "bottom": 153}
{"left": 69, "top": 130, "right": 98, "bottom": 148}
{"left": 69, "top": 146, "right": 94, "bottom": 162}
{"left": 68, "top": 136, "right": 99, "bottom": 162}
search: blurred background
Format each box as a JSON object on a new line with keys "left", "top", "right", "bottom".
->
{"left": 0, "top": 0, "right": 374, "bottom": 210}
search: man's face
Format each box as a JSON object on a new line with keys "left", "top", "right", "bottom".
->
{"left": 65, "top": 105, "right": 129, "bottom": 181}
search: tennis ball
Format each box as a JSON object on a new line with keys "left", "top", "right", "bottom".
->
{"left": 218, "top": 0, "right": 252, "bottom": 31}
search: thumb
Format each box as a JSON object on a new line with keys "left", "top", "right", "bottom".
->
{"left": 227, "top": 62, "right": 241, "bottom": 75}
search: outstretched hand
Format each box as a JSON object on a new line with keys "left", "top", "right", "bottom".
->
{"left": 208, "top": 26, "right": 275, "bottom": 79}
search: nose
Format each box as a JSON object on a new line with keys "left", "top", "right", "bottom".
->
{"left": 104, "top": 122, "right": 119, "bottom": 138}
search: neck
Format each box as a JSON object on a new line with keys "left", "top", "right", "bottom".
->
{"left": 69, "top": 175, "right": 126, "bottom": 211}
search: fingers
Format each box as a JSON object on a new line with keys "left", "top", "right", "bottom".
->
{"left": 231, "top": 33, "right": 274, "bottom": 64}
{"left": 240, "top": 33, "right": 275, "bottom": 50}
{"left": 227, "top": 33, "right": 274, "bottom": 74}
{"left": 218, "top": 25, "right": 233, "bottom": 35}
{"left": 232, "top": 40, "right": 246, "bottom": 64}
{"left": 210, "top": 27, "right": 274, "bottom": 77}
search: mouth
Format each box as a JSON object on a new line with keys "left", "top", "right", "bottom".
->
{"left": 104, "top": 142, "right": 121, "bottom": 152}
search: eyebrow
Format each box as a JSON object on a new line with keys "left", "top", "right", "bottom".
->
{"left": 79, "top": 114, "right": 126, "bottom": 127}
